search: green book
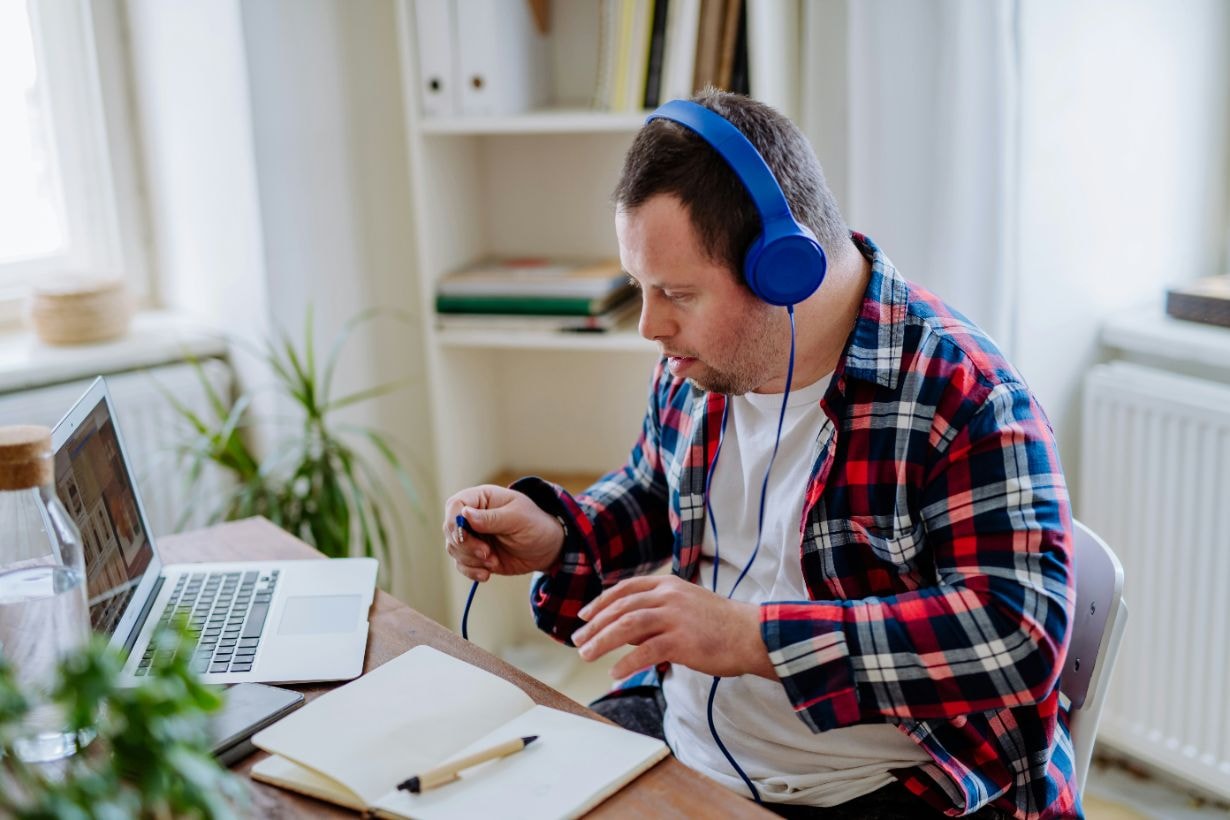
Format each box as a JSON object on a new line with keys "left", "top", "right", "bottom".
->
{"left": 436, "top": 289, "right": 632, "bottom": 317}
{"left": 436, "top": 258, "right": 628, "bottom": 299}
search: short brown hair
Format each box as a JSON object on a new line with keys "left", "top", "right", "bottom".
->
{"left": 613, "top": 89, "right": 849, "bottom": 284}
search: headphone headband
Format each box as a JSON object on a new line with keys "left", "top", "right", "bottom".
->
{"left": 644, "top": 99, "right": 827, "bottom": 307}
{"left": 646, "top": 100, "right": 794, "bottom": 229}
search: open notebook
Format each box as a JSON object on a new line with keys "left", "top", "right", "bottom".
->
{"left": 250, "top": 645, "right": 669, "bottom": 819}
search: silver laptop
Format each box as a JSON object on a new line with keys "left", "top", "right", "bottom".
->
{"left": 51, "top": 377, "right": 377, "bottom": 685}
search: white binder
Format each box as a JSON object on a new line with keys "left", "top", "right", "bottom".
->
{"left": 413, "top": 0, "right": 456, "bottom": 117}
{"left": 747, "top": 0, "right": 800, "bottom": 117}
{"left": 660, "top": 0, "right": 702, "bottom": 104}
{"left": 455, "top": 0, "right": 549, "bottom": 117}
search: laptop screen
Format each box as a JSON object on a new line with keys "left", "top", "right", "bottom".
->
{"left": 53, "top": 396, "right": 154, "bottom": 635}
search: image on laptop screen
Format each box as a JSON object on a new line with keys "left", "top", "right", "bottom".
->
{"left": 53, "top": 398, "right": 153, "bottom": 635}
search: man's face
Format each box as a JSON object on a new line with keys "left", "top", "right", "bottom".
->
{"left": 617, "top": 194, "right": 785, "bottom": 395}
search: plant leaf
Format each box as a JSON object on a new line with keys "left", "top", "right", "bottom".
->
{"left": 320, "top": 306, "right": 386, "bottom": 407}
{"left": 352, "top": 427, "right": 424, "bottom": 516}
{"left": 321, "top": 379, "right": 414, "bottom": 413}
{"left": 347, "top": 449, "right": 407, "bottom": 550}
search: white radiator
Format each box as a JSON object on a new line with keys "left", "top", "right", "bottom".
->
{"left": 1081, "top": 361, "right": 1230, "bottom": 800}
{"left": 0, "top": 360, "right": 236, "bottom": 537}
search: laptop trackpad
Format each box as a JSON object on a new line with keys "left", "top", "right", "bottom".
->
{"left": 277, "top": 595, "right": 362, "bottom": 636}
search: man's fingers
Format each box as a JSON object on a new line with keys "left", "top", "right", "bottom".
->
{"left": 443, "top": 484, "right": 510, "bottom": 535}
{"left": 443, "top": 497, "right": 478, "bottom": 543}
{"left": 610, "top": 637, "right": 670, "bottom": 680}
{"left": 442, "top": 504, "right": 465, "bottom": 542}
{"left": 576, "top": 605, "right": 662, "bottom": 661}
{"left": 464, "top": 485, "right": 517, "bottom": 517}
{"left": 572, "top": 587, "right": 659, "bottom": 645}
{"left": 456, "top": 563, "right": 490, "bottom": 583}
{"left": 446, "top": 538, "right": 493, "bottom": 569}
{"left": 578, "top": 575, "right": 667, "bottom": 621}
{"left": 461, "top": 505, "right": 493, "bottom": 530}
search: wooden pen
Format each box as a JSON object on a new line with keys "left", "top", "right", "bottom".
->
{"left": 397, "top": 735, "right": 539, "bottom": 794}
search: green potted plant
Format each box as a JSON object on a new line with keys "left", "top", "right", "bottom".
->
{"left": 0, "top": 627, "right": 246, "bottom": 818}
{"left": 165, "top": 309, "right": 423, "bottom": 576}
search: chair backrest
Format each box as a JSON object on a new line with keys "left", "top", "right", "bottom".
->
{"left": 1061, "top": 519, "right": 1128, "bottom": 796}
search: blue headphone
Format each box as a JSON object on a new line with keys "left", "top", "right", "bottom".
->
{"left": 645, "top": 100, "right": 827, "bottom": 307}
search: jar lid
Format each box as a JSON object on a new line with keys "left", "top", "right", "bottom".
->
{"left": 0, "top": 425, "right": 54, "bottom": 489}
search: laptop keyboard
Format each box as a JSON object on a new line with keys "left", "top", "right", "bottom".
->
{"left": 136, "top": 569, "right": 279, "bottom": 676}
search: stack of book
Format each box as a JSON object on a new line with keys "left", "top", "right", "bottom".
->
{"left": 435, "top": 257, "right": 640, "bottom": 334}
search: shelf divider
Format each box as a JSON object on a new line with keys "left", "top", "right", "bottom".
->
{"left": 420, "top": 107, "right": 650, "bottom": 135}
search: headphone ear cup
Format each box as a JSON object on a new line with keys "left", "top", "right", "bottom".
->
{"left": 744, "top": 233, "right": 827, "bottom": 307}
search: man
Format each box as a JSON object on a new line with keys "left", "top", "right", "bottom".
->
{"left": 444, "top": 90, "right": 1077, "bottom": 819}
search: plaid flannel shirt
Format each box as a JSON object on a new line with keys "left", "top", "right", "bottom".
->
{"left": 515, "top": 234, "right": 1079, "bottom": 818}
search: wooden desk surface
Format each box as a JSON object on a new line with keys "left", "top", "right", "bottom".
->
{"left": 162, "top": 518, "right": 770, "bottom": 818}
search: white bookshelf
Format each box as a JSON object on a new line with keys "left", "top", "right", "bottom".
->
{"left": 420, "top": 108, "right": 649, "bottom": 136}
{"left": 436, "top": 327, "right": 652, "bottom": 352}
{"left": 396, "top": 1, "right": 659, "bottom": 675}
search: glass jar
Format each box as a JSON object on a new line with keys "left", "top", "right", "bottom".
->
{"left": 0, "top": 424, "right": 88, "bottom": 762}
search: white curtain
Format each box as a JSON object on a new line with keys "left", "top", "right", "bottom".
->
{"left": 839, "top": 0, "right": 1020, "bottom": 354}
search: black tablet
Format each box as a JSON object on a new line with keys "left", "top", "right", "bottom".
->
{"left": 209, "top": 682, "right": 305, "bottom": 766}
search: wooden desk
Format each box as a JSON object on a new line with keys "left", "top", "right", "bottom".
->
{"left": 162, "top": 518, "right": 771, "bottom": 818}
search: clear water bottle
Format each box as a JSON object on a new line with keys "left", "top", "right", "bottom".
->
{"left": 0, "top": 424, "right": 89, "bottom": 762}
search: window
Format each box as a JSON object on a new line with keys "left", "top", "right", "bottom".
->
{"left": 0, "top": 0, "right": 145, "bottom": 308}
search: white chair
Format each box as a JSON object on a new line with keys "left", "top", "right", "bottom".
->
{"left": 1061, "top": 519, "right": 1128, "bottom": 795}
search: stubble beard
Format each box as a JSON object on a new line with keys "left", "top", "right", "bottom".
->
{"left": 684, "top": 305, "right": 783, "bottom": 396}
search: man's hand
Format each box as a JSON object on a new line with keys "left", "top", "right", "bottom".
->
{"left": 443, "top": 485, "right": 566, "bottom": 582}
{"left": 570, "top": 575, "right": 778, "bottom": 681}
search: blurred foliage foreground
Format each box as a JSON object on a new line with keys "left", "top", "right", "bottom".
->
{"left": 0, "top": 626, "right": 246, "bottom": 819}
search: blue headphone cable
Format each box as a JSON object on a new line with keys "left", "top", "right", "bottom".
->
{"left": 703, "top": 305, "right": 798, "bottom": 803}
{"left": 461, "top": 578, "right": 478, "bottom": 641}
{"left": 457, "top": 514, "right": 480, "bottom": 640}
{"left": 459, "top": 307, "right": 799, "bottom": 806}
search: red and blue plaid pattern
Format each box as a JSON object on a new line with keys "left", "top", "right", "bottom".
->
{"left": 515, "top": 234, "right": 1079, "bottom": 818}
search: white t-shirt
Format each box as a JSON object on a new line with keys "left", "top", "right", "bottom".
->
{"left": 661, "top": 375, "right": 930, "bottom": 807}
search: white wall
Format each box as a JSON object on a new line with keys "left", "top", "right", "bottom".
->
{"left": 124, "top": 0, "right": 270, "bottom": 352}
{"left": 805, "top": 0, "right": 1229, "bottom": 506}
{"left": 124, "top": 0, "right": 443, "bottom": 620}
{"left": 843, "top": 0, "right": 1020, "bottom": 351}
{"left": 124, "top": 0, "right": 289, "bottom": 470}
{"left": 238, "top": 0, "right": 442, "bottom": 618}
{"left": 800, "top": 0, "right": 850, "bottom": 208}
{"left": 1015, "top": 0, "right": 1230, "bottom": 507}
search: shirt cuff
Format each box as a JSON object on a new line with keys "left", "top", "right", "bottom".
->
{"left": 760, "top": 601, "right": 863, "bottom": 732}
{"left": 510, "top": 475, "right": 602, "bottom": 635}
